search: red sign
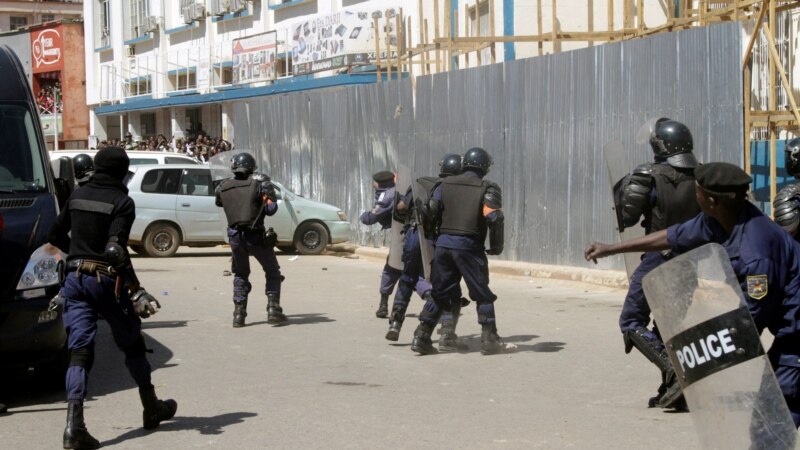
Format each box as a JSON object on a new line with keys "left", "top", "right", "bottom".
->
{"left": 31, "top": 26, "right": 64, "bottom": 73}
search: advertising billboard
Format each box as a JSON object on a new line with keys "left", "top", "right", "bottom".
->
{"left": 291, "top": 8, "right": 399, "bottom": 75}
{"left": 233, "top": 31, "right": 279, "bottom": 84}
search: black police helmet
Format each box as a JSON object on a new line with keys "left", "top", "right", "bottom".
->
{"left": 650, "top": 118, "right": 697, "bottom": 168}
{"left": 72, "top": 153, "right": 94, "bottom": 182}
{"left": 231, "top": 152, "right": 257, "bottom": 177}
{"left": 785, "top": 138, "right": 800, "bottom": 177}
{"left": 439, "top": 153, "right": 462, "bottom": 177}
{"left": 462, "top": 147, "right": 493, "bottom": 175}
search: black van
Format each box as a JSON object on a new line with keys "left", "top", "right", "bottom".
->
{"left": 0, "top": 45, "right": 73, "bottom": 377}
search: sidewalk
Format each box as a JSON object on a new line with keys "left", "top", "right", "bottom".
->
{"left": 327, "top": 243, "right": 629, "bottom": 289}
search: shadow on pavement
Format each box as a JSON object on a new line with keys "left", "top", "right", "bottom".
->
{"left": 450, "top": 334, "right": 564, "bottom": 354}
{"left": 247, "top": 313, "right": 335, "bottom": 327}
{"left": 0, "top": 320, "right": 178, "bottom": 411}
{"left": 141, "top": 320, "right": 191, "bottom": 330}
{"left": 101, "top": 412, "right": 259, "bottom": 446}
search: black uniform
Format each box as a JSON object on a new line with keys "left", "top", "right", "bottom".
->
{"left": 615, "top": 118, "right": 700, "bottom": 409}
{"left": 47, "top": 147, "right": 176, "bottom": 448}
{"left": 411, "top": 148, "right": 506, "bottom": 356}
{"left": 215, "top": 152, "right": 286, "bottom": 327}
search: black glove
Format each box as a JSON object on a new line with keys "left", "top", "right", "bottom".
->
{"left": 131, "top": 288, "right": 161, "bottom": 318}
{"left": 263, "top": 227, "right": 278, "bottom": 247}
{"left": 486, "top": 246, "right": 503, "bottom": 256}
{"left": 262, "top": 181, "right": 278, "bottom": 202}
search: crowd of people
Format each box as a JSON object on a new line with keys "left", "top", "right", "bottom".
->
{"left": 94, "top": 133, "right": 234, "bottom": 163}
{"left": 35, "top": 82, "right": 62, "bottom": 114}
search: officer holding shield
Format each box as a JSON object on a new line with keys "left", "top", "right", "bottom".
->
{"left": 411, "top": 147, "right": 506, "bottom": 356}
{"left": 385, "top": 154, "right": 463, "bottom": 344}
{"left": 613, "top": 118, "right": 701, "bottom": 408}
{"left": 360, "top": 170, "right": 430, "bottom": 318}
{"left": 586, "top": 162, "right": 800, "bottom": 426}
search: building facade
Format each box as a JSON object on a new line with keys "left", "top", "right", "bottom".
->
{"left": 0, "top": 19, "right": 89, "bottom": 149}
{"left": 0, "top": 0, "right": 83, "bottom": 32}
{"left": 84, "top": 0, "right": 676, "bottom": 147}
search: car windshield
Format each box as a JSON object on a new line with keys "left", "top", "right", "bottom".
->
{"left": 0, "top": 104, "right": 47, "bottom": 193}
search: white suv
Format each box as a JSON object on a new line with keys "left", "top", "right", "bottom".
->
{"left": 124, "top": 164, "right": 351, "bottom": 257}
{"left": 50, "top": 150, "right": 199, "bottom": 176}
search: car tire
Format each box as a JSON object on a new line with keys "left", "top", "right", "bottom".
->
{"left": 294, "top": 222, "right": 329, "bottom": 255}
{"left": 129, "top": 244, "right": 146, "bottom": 255}
{"left": 143, "top": 223, "right": 181, "bottom": 257}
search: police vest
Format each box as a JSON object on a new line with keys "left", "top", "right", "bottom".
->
{"left": 649, "top": 164, "right": 700, "bottom": 233}
{"left": 438, "top": 174, "right": 489, "bottom": 237}
{"left": 219, "top": 178, "right": 262, "bottom": 228}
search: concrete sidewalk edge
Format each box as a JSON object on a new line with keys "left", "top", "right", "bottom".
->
{"left": 327, "top": 244, "right": 629, "bottom": 289}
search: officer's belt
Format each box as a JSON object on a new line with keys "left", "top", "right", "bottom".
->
{"left": 67, "top": 259, "right": 117, "bottom": 278}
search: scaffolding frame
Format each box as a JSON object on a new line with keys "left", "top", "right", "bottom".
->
{"left": 370, "top": 0, "right": 799, "bottom": 211}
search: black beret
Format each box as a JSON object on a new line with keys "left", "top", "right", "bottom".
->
{"left": 372, "top": 170, "right": 395, "bottom": 186}
{"left": 94, "top": 146, "right": 130, "bottom": 180}
{"left": 695, "top": 162, "right": 751, "bottom": 194}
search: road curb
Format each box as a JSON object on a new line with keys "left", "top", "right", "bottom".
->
{"left": 327, "top": 244, "right": 628, "bottom": 289}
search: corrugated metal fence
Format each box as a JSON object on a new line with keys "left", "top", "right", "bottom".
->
{"left": 233, "top": 22, "right": 743, "bottom": 270}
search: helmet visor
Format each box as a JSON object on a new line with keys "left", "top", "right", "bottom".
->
{"left": 635, "top": 117, "right": 662, "bottom": 145}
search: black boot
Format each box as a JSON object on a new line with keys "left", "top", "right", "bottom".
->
{"left": 438, "top": 319, "right": 458, "bottom": 353}
{"left": 266, "top": 292, "right": 287, "bottom": 324}
{"left": 410, "top": 322, "right": 437, "bottom": 355}
{"left": 375, "top": 294, "right": 389, "bottom": 318}
{"left": 140, "top": 387, "right": 177, "bottom": 430}
{"left": 480, "top": 325, "right": 506, "bottom": 355}
{"left": 438, "top": 302, "right": 462, "bottom": 352}
{"left": 385, "top": 304, "right": 405, "bottom": 341}
{"left": 63, "top": 401, "right": 100, "bottom": 449}
{"left": 232, "top": 301, "right": 247, "bottom": 328}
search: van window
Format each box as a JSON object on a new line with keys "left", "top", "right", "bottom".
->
{"left": 140, "top": 168, "right": 182, "bottom": 194}
{"left": 0, "top": 105, "right": 47, "bottom": 193}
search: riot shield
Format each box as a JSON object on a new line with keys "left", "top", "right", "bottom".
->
{"left": 209, "top": 152, "right": 233, "bottom": 188}
{"left": 411, "top": 177, "right": 435, "bottom": 280}
{"left": 603, "top": 140, "right": 644, "bottom": 278}
{"left": 388, "top": 164, "right": 411, "bottom": 271}
{"left": 643, "top": 243, "right": 796, "bottom": 449}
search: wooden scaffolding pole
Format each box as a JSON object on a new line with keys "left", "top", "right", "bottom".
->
{"left": 769, "top": 0, "right": 777, "bottom": 215}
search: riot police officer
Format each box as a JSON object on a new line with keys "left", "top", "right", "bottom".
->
{"left": 360, "top": 171, "right": 430, "bottom": 318}
{"left": 614, "top": 118, "right": 700, "bottom": 409}
{"left": 72, "top": 154, "right": 94, "bottom": 186}
{"left": 385, "top": 154, "right": 462, "bottom": 344}
{"left": 215, "top": 152, "right": 287, "bottom": 328}
{"left": 774, "top": 138, "right": 800, "bottom": 241}
{"left": 586, "top": 162, "right": 800, "bottom": 428}
{"left": 47, "top": 147, "right": 176, "bottom": 449}
{"left": 411, "top": 147, "right": 506, "bottom": 356}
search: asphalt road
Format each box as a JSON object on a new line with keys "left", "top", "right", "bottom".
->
{"left": 0, "top": 247, "right": 700, "bottom": 449}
